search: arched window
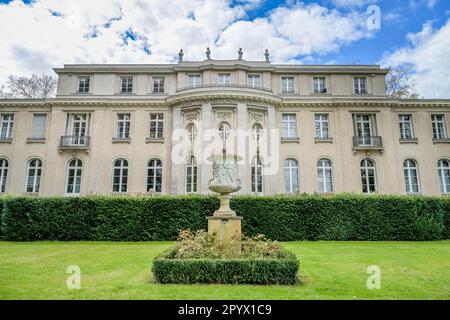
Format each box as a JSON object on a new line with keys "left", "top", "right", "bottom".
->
{"left": 0, "top": 158, "right": 8, "bottom": 193}
{"left": 252, "top": 123, "right": 262, "bottom": 142}
{"left": 186, "top": 156, "right": 198, "bottom": 193}
{"left": 26, "top": 159, "right": 43, "bottom": 193}
{"left": 112, "top": 159, "right": 128, "bottom": 193}
{"left": 147, "top": 159, "right": 163, "bottom": 193}
{"left": 251, "top": 156, "right": 263, "bottom": 194}
{"left": 66, "top": 158, "right": 82, "bottom": 195}
{"left": 361, "top": 158, "right": 376, "bottom": 193}
{"left": 403, "top": 159, "right": 420, "bottom": 193}
{"left": 186, "top": 123, "right": 197, "bottom": 143}
{"left": 284, "top": 159, "right": 299, "bottom": 193}
{"left": 317, "top": 158, "right": 333, "bottom": 193}
{"left": 218, "top": 122, "right": 231, "bottom": 142}
{"left": 437, "top": 159, "right": 450, "bottom": 193}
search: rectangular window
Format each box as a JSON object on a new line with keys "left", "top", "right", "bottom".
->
{"left": 121, "top": 76, "right": 133, "bottom": 93}
{"left": 282, "top": 113, "right": 297, "bottom": 138}
{"left": 116, "top": 113, "right": 131, "bottom": 139}
{"left": 354, "top": 77, "right": 367, "bottom": 94}
{"left": 0, "top": 114, "right": 14, "bottom": 139}
{"left": 217, "top": 73, "right": 231, "bottom": 85}
{"left": 66, "top": 113, "right": 89, "bottom": 145}
{"left": 149, "top": 113, "right": 164, "bottom": 139}
{"left": 188, "top": 74, "right": 202, "bottom": 88}
{"left": 77, "top": 76, "right": 90, "bottom": 93}
{"left": 431, "top": 114, "right": 447, "bottom": 139}
{"left": 152, "top": 76, "right": 165, "bottom": 93}
{"left": 247, "top": 74, "right": 261, "bottom": 88}
{"left": 281, "top": 77, "right": 294, "bottom": 93}
{"left": 315, "top": 114, "right": 330, "bottom": 139}
{"left": 313, "top": 77, "right": 327, "bottom": 94}
{"left": 30, "top": 114, "right": 47, "bottom": 139}
{"left": 398, "top": 114, "right": 414, "bottom": 140}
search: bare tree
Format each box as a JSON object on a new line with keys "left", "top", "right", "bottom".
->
{"left": 0, "top": 84, "right": 13, "bottom": 99}
{"left": 5, "top": 73, "right": 57, "bottom": 99}
{"left": 386, "top": 65, "right": 419, "bottom": 99}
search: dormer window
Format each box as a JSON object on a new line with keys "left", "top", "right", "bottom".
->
{"left": 313, "top": 77, "right": 327, "bottom": 94}
{"left": 281, "top": 77, "right": 294, "bottom": 94}
{"left": 247, "top": 74, "right": 261, "bottom": 88}
{"left": 121, "top": 76, "right": 133, "bottom": 93}
{"left": 354, "top": 77, "right": 367, "bottom": 94}
{"left": 77, "top": 76, "right": 90, "bottom": 93}
{"left": 187, "top": 74, "right": 202, "bottom": 88}
{"left": 152, "top": 76, "right": 165, "bottom": 93}
{"left": 217, "top": 73, "right": 231, "bottom": 86}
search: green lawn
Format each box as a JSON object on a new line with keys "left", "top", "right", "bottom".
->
{"left": 0, "top": 241, "right": 449, "bottom": 300}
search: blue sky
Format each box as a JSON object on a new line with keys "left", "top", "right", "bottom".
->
{"left": 0, "top": 0, "right": 449, "bottom": 97}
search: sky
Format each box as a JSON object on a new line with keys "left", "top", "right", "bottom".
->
{"left": 0, "top": 0, "right": 449, "bottom": 98}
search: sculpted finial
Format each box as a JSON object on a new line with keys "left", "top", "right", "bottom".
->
{"left": 206, "top": 47, "right": 211, "bottom": 60}
{"left": 264, "top": 49, "right": 270, "bottom": 62}
{"left": 238, "top": 48, "right": 243, "bottom": 60}
{"left": 178, "top": 49, "right": 184, "bottom": 62}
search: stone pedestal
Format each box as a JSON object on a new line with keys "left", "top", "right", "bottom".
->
{"left": 207, "top": 215, "right": 242, "bottom": 257}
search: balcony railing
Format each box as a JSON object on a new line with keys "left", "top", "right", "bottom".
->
{"left": 59, "top": 135, "right": 90, "bottom": 149}
{"left": 176, "top": 83, "right": 273, "bottom": 93}
{"left": 352, "top": 136, "right": 383, "bottom": 150}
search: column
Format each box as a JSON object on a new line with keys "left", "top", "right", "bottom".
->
{"left": 200, "top": 102, "right": 213, "bottom": 194}
{"left": 267, "top": 105, "right": 279, "bottom": 195}
{"left": 237, "top": 102, "right": 248, "bottom": 193}
{"left": 170, "top": 106, "right": 182, "bottom": 195}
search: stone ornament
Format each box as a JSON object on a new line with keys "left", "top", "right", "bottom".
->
{"left": 264, "top": 49, "right": 270, "bottom": 62}
{"left": 238, "top": 48, "right": 243, "bottom": 60}
{"left": 216, "top": 112, "right": 232, "bottom": 120}
{"left": 206, "top": 47, "right": 211, "bottom": 60}
{"left": 178, "top": 49, "right": 184, "bottom": 61}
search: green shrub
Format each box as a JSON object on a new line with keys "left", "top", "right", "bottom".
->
{"left": 443, "top": 198, "right": 450, "bottom": 239}
{"left": 152, "top": 248, "right": 299, "bottom": 284}
{"left": 0, "top": 196, "right": 5, "bottom": 238}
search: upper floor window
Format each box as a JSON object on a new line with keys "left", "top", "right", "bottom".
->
{"left": 431, "top": 114, "right": 447, "bottom": 140}
{"left": 252, "top": 123, "right": 263, "bottom": 142}
{"left": 0, "top": 114, "right": 14, "bottom": 139}
{"left": 26, "top": 159, "right": 43, "bottom": 193}
{"left": 217, "top": 73, "right": 231, "bottom": 86}
{"left": 186, "top": 156, "right": 198, "bottom": 193}
{"left": 284, "top": 159, "right": 299, "bottom": 193}
{"left": 361, "top": 158, "right": 377, "bottom": 194}
{"left": 186, "top": 123, "right": 197, "bottom": 142}
{"left": 281, "top": 113, "right": 297, "bottom": 138}
{"left": 281, "top": 76, "right": 294, "bottom": 94}
{"left": 317, "top": 158, "right": 333, "bottom": 193}
{"left": 147, "top": 159, "right": 163, "bottom": 193}
{"left": 0, "top": 158, "right": 8, "bottom": 193}
{"left": 65, "top": 158, "right": 82, "bottom": 196}
{"left": 353, "top": 114, "right": 377, "bottom": 145}
{"left": 247, "top": 74, "right": 261, "bottom": 88}
{"left": 354, "top": 77, "right": 367, "bottom": 94}
{"left": 218, "top": 122, "right": 231, "bottom": 142}
{"left": 152, "top": 76, "right": 165, "bottom": 93}
{"left": 398, "top": 114, "right": 414, "bottom": 140}
{"left": 403, "top": 159, "right": 420, "bottom": 193}
{"left": 65, "top": 113, "right": 89, "bottom": 145}
{"left": 313, "top": 77, "right": 327, "bottom": 94}
{"left": 116, "top": 113, "right": 131, "bottom": 139}
{"left": 77, "top": 76, "right": 90, "bottom": 93}
{"left": 120, "top": 76, "right": 133, "bottom": 93}
{"left": 251, "top": 156, "right": 263, "bottom": 194}
{"left": 30, "top": 113, "right": 47, "bottom": 139}
{"left": 314, "top": 114, "right": 330, "bottom": 139}
{"left": 437, "top": 159, "right": 450, "bottom": 194}
{"left": 188, "top": 74, "right": 202, "bottom": 88}
{"left": 149, "top": 113, "right": 164, "bottom": 139}
{"left": 112, "top": 159, "right": 128, "bottom": 193}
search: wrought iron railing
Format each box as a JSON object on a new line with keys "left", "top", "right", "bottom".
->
{"left": 352, "top": 136, "right": 383, "bottom": 149}
{"left": 60, "top": 135, "right": 90, "bottom": 148}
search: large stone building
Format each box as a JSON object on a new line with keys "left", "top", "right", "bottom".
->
{"left": 0, "top": 57, "right": 449, "bottom": 196}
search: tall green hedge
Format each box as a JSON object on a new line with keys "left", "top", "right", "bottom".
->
{"left": 0, "top": 194, "right": 448, "bottom": 241}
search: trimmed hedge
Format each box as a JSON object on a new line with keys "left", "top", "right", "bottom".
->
{"left": 152, "top": 248, "right": 299, "bottom": 284}
{"left": 0, "top": 194, "right": 448, "bottom": 241}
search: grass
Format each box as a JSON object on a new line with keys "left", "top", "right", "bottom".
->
{"left": 0, "top": 241, "right": 449, "bottom": 300}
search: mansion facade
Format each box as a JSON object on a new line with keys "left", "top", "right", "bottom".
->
{"left": 0, "top": 58, "right": 449, "bottom": 196}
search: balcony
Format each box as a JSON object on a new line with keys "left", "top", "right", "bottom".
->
{"left": 352, "top": 136, "right": 383, "bottom": 151}
{"left": 59, "top": 135, "right": 90, "bottom": 150}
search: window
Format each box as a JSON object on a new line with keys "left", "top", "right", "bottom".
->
{"left": 121, "top": 76, "right": 133, "bottom": 93}
{"left": 247, "top": 74, "right": 261, "bottom": 88}
{"left": 116, "top": 113, "right": 131, "bottom": 139}
{"left": 26, "top": 159, "right": 42, "bottom": 193}
{"left": 281, "top": 77, "right": 294, "bottom": 93}
{"left": 403, "top": 159, "right": 420, "bottom": 193}
{"left": 0, "top": 114, "right": 14, "bottom": 139}
{"left": 188, "top": 74, "right": 202, "bottom": 88}
{"left": 66, "top": 113, "right": 89, "bottom": 145}
{"left": 65, "top": 158, "right": 82, "bottom": 196}
{"left": 186, "top": 156, "right": 198, "bottom": 193}
{"left": 218, "top": 122, "right": 231, "bottom": 142}
{"left": 112, "top": 159, "right": 128, "bottom": 193}
{"left": 361, "top": 159, "right": 376, "bottom": 193}
{"left": 354, "top": 77, "right": 367, "bottom": 94}
{"left": 313, "top": 77, "right": 327, "bottom": 94}
{"left": 251, "top": 157, "right": 263, "bottom": 194}
{"left": 217, "top": 73, "right": 231, "bottom": 86}
{"left": 437, "top": 159, "right": 450, "bottom": 193}
{"left": 77, "top": 76, "right": 90, "bottom": 93}
{"left": 152, "top": 76, "right": 165, "bottom": 93}
{"left": 399, "top": 114, "right": 414, "bottom": 140}
{"left": 149, "top": 113, "right": 164, "bottom": 139}
{"left": 0, "top": 158, "right": 8, "bottom": 193}
{"left": 252, "top": 123, "right": 263, "bottom": 142}
{"left": 354, "top": 114, "right": 376, "bottom": 145}
{"left": 30, "top": 114, "right": 47, "bottom": 139}
{"left": 147, "top": 159, "right": 163, "bottom": 193}
{"left": 284, "top": 159, "right": 299, "bottom": 193}
{"left": 317, "top": 158, "right": 333, "bottom": 193}
{"left": 186, "top": 123, "right": 197, "bottom": 142}
{"left": 282, "top": 113, "right": 297, "bottom": 138}
{"left": 431, "top": 114, "right": 447, "bottom": 140}
{"left": 315, "top": 114, "right": 330, "bottom": 139}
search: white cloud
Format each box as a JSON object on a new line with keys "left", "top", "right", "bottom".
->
{"left": 409, "top": 0, "right": 439, "bottom": 10}
{"left": 382, "top": 20, "right": 450, "bottom": 98}
{"left": 0, "top": 0, "right": 373, "bottom": 82}
{"left": 330, "top": 0, "right": 378, "bottom": 8}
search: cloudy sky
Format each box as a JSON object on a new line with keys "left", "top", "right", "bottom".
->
{"left": 0, "top": 0, "right": 449, "bottom": 98}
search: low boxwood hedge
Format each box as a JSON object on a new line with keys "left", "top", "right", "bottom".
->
{"left": 151, "top": 248, "right": 299, "bottom": 285}
{"left": 443, "top": 198, "right": 450, "bottom": 239}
